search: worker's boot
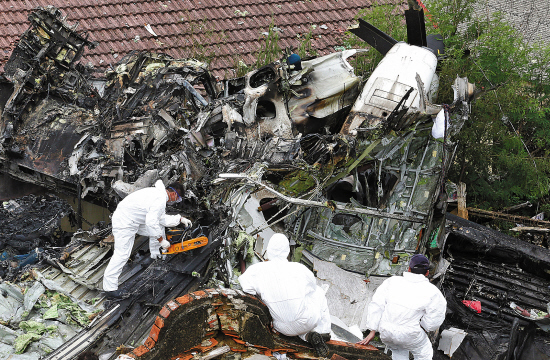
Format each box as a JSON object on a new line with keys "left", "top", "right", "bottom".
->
{"left": 306, "top": 331, "right": 329, "bottom": 357}
{"left": 103, "top": 289, "right": 126, "bottom": 299}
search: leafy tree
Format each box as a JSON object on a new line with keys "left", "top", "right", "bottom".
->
{"left": 343, "top": 0, "right": 550, "bottom": 213}
{"left": 426, "top": 0, "right": 550, "bottom": 212}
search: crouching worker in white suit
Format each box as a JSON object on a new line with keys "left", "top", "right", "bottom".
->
{"left": 102, "top": 180, "right": 192, "bottom": 298}
{"left": 358, "top": 254, "right": 447, "bottom": 360}
{"left": 238, "top": 233, "right": 332, "bottom": 356}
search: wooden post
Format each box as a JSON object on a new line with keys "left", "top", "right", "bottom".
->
{"left": 457, "top": 182, "right": 468, "bottom": 220}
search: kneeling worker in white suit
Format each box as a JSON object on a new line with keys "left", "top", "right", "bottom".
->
{"left": 238, "top": 233, "right": 331, "bottom": 356}
{"left": 102, "top": 180, "right": 192, "bottom": 298}
{"left": 358, "top": 254, "right": 447, "bottom": 360}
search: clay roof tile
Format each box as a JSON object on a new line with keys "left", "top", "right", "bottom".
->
{"left": 0, "top": 0, "right": 407, "bottom": 76}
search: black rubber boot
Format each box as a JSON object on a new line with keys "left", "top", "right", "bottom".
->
{"left": 306, "top": 331, "right": 329, "bottom": 357}
{"left": 103, "top": 289, "right": 125, "bottom": 299}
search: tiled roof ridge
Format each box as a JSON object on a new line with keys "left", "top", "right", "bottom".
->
{"left": 1, "top": 1, "right": 365, "bottom": 15}
{"left": 1, "top": 8, "right": 361, "bottom": 40}
{"left": 1, "top": 2, "right": 366, "bottom": 24}
{"left": 85, "top": 17, "right": 354, "bottom": 41}
{"left": 93, "top": 14, "right": 352, "bottom": 30}
{"left": 1, "top": 0, "right": 393, "bottom": 77}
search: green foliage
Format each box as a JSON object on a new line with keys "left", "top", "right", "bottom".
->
{"left": 232, "top": 58, "right": 254, "bottom": 78}
{"left": 247, "top": 21, "right": 319, "bottom": 75}
{"left": 425, "top": 0, "right": 550, "bottom": 210}
{"left": 296, "top": 27, "right": 319, "bottom": 59}
{"left": 178, "top": 12, "right": 228, "bottom": 64}
{"left": 255, "top": 19, "right": 282, "bottom": 68}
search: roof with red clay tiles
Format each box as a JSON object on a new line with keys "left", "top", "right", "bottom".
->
{"left": 0, "top": 0, "right": 406, "bottom": 78}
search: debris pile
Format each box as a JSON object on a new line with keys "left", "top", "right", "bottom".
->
{"left": 0, "top": 275, "right": 99, "bottom": 359}
{"left": 435, "top": 214, "right": 550, "bottom": 359}
{"left": 2, "top": 3, "right": 548, "bottom": 360}
{"left": 0, "top": 194, "right": 73, "bottom": 280}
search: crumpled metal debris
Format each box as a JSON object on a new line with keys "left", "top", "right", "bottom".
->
{"left": 439, "top": 213, "right": 550, "bottom": 358}
{"left": 0, "top": 4, "right": 486, "bottom": 360}
{"left": 0, "top": 194, "right": 73, "bottom": 280}
{"left": 0, "top": 277, "right": 96, "bottom": 357}
{"left": 0, "top": 6, "right": 476, "bottom": 281}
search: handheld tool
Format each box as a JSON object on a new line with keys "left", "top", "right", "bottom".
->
{"left": 162, "top": 227, "right": 208, "bottom": 255}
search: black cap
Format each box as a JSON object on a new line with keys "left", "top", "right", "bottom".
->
{"left": 409, "top": 254, "right": 431, "bottom": 274}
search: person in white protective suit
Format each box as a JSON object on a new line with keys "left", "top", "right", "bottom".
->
{"left": 102, "top": 180, "right": 192, "bottom": 297}
{"left": 238, "top": 233, "right": 332, "bottom": 356}
{"left": 358, "top": 254, "right": 447, "bottom": 360}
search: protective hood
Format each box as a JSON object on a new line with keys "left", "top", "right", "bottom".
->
{"left": 154, "top": 179, "right": 168, "bottom": 201}
{"left": 265, "top": 233, "right": 290, "bottom": 261}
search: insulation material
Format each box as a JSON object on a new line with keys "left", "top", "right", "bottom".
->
{"left": 304, "top": 251, "right": 386, "bottom": 331}
{"left": 437, "top": 327, "right": 467, "bottom": 357}
{"left": 14, "top": 333, "right": 42, "bottom": 354}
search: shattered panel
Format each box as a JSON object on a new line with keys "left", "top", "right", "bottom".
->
{"left": 1, "top": 8, "right": 218, "bottom": 205}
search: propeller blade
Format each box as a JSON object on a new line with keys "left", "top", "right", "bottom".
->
{"left": 348, "top": 18, "right": 397, "bottom": 55}
{"left": 405, "top": 8, "right": 427, "bottom": 47}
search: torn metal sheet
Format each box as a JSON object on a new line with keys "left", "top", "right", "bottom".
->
{"left": 41, "top": 243, "right": 112, "bottom": 291}
{"left": 301, "top": 250, "right": 380, "bottom": 331}
{"left": 0, "top": 4, "right": 485, "bottom": 359}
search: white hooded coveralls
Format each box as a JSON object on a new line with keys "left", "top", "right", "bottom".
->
{"left": 103, "top": 180, "right": 181, "bottom": 291}
{"left": 365, "top": 272, "right": 447, "bottom": 360}
{"left": 238, "top": 234, "right": 331, "bottom": 341}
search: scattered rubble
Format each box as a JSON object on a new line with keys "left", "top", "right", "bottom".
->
{"left": 0, "top": 274, "right": 99, "bottom": 359}
{"left": 434, "top": 214, "right": 550, "bottom": 359}
{"left": 1, "top": 194, "right": 73, "bottom": 280}
{"left": 0, "top": 3, "right": 548, "bottom": 360}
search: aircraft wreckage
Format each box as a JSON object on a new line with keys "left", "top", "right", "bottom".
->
{"left": 0, "top": 4, "right": 549, "bottom": 360}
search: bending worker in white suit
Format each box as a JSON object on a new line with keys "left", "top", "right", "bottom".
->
{"left": 358, "top": 254, "right": 447, "bottom": 360}
{"left": 102, "top": 180, "right": 192, "bottom": 297}
{"left": 238, "top": 233, "right": 332, "bottom": 357}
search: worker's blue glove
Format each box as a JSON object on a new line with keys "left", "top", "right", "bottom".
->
{"left": 180, "top": 216, "right": 192, "bottom": 228}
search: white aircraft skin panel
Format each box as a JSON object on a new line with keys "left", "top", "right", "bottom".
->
{"left": 342, "top": 42, "right": 438, "bottom": 134}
